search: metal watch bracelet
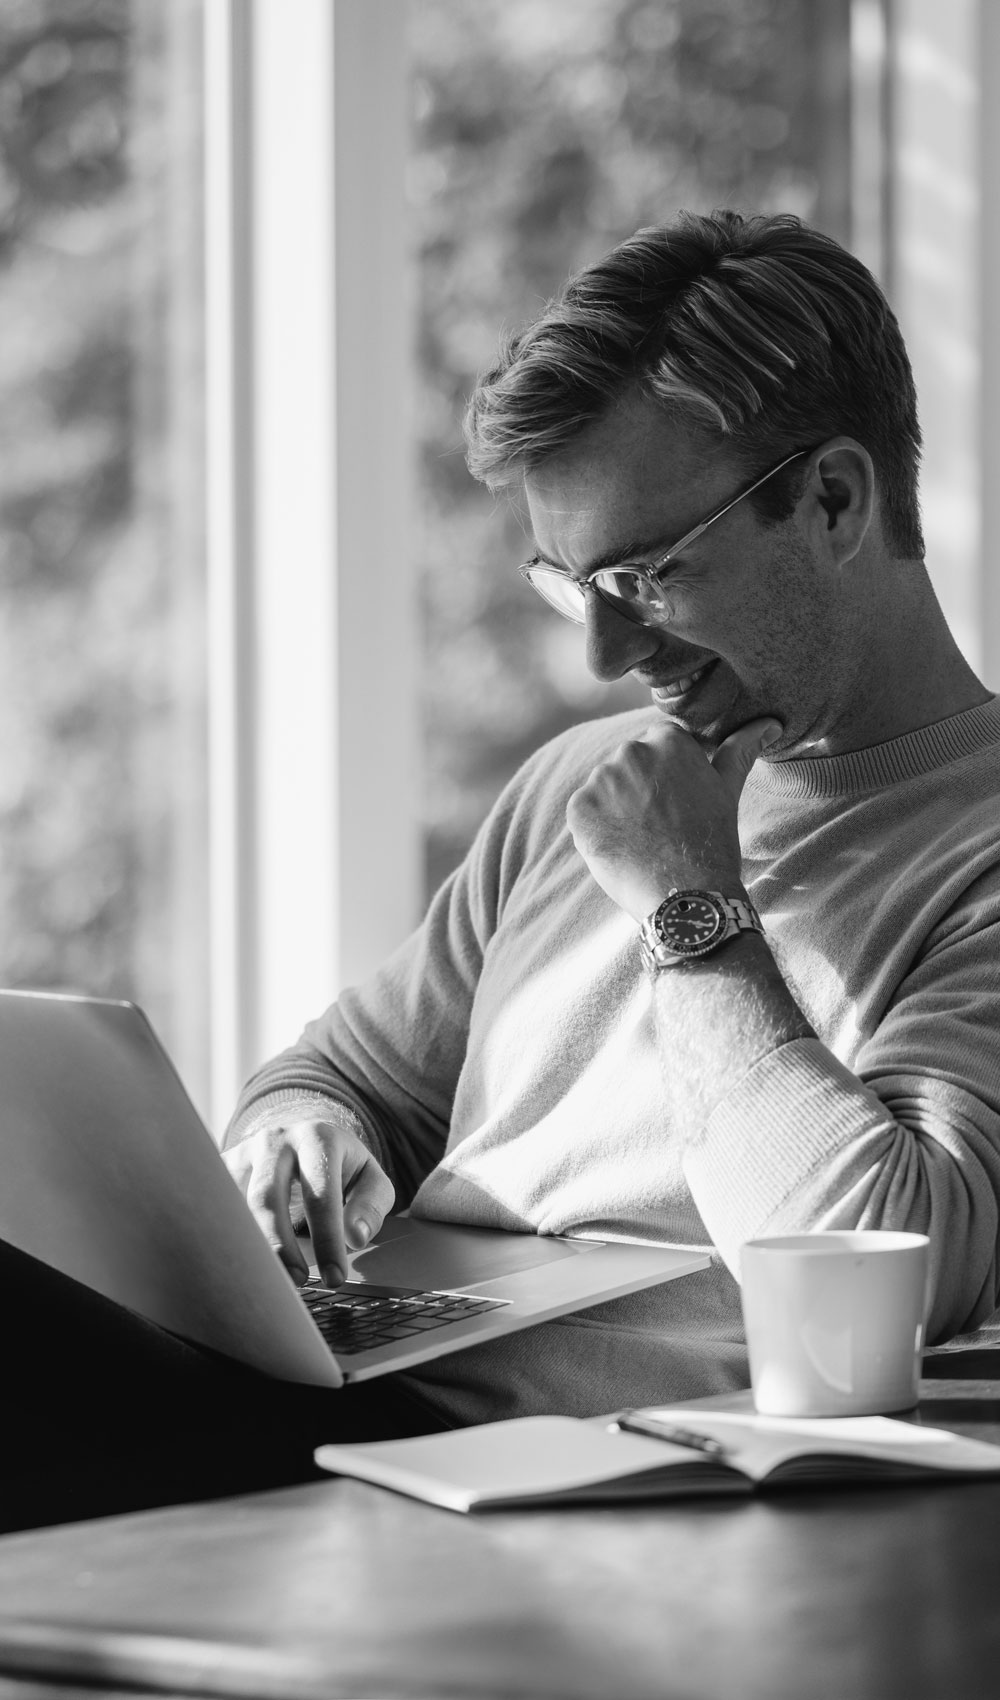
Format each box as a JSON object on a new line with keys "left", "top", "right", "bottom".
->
{"left": 638, "top": 889, "right": 763, "bottom": 972}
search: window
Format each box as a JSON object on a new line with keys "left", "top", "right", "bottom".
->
{"left": 0, "top": 0, "right": 994, "bottom": 1128}
{"left": 409, "top": 0, "right": 853, "bottom": 897}
{"left": 0, "top": 0, "right": 209, "bottom": 1105}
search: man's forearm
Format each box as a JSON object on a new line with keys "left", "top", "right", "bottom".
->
{"left": 650, "top": 934, "right": 815, "bottom": 1141}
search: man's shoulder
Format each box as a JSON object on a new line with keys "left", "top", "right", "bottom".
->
{"left": 525, "top": 706, "right": 659, "bottom": 780}
{"left": 484, "top": 706, "right": 659, "bottom": 849}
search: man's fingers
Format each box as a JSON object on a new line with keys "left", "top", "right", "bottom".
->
{"left": 297, "top": 1129, "right": 395, "bottom": 1287}
{"left": 226, "top": 1117, "right": 396, "bottom": 1291}
{"left": 343, "top": 1157, "right": 395, "bottom": 1251}
{"left": 297, "top": 1133, "right": 351, "bottom": 1287}
{"left": 711, "top": 718, "right": 783, "bottom": 788}
{"left": 244, "top": 1144, "right": 311, "bottom": 1286}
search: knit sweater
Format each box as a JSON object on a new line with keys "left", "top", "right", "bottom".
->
{"left": 229, "top": 696, "right": 1000, "bottom": 1424}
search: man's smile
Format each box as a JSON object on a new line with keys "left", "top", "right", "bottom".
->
{"left": 649, "top": 658, "right": 717, "bottom": 702}
{"left": 633, "top": 656, "right": 720, "bottom": 707}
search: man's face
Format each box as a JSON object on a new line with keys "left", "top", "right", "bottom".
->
{"left": 523, "top": 394, "right": 851, "bottom": 756}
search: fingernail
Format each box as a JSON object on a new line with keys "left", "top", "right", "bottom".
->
{"left": 350, "top": 1217, "right": 372, "bottom": 1248}
{"left": 275, "top": 1244, "right": 308, "bottom": 1286}
{"left": 321, "top": 1263, "right": 346, "bottom": 1289}
{"left": 759, "top": 721, "right": 782, "bottom": 748}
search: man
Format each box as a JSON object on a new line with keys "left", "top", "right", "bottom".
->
{"left": 223, "top": 209, "right": 1000, "bottom": 1429}
{"left": 8, "top": 209, "right": 999, "bottom": 1533}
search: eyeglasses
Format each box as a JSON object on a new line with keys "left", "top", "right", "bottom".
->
{"left": 518, "top": 447, "right": 810, "bottom": 627}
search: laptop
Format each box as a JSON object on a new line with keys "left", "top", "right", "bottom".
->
{"left": 0, "top": 990, "right": 710, "bottom": 1388}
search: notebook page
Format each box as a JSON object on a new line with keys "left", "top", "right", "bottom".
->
{"left": 316, "top": 1414, "right": 727, "bottom": 1510}
{"left": 636, "top": 1406, "right": 1000, "bottom": 1482}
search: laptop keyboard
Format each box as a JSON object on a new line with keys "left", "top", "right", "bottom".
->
{"left": 300, "top": 1279, "right": 508, "bottom": 1355}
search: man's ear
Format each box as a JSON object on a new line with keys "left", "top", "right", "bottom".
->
{"left": 803, "top": 437, "right": 875, "bottom": 566}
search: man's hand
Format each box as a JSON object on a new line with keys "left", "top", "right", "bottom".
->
{"left": 222, "top": 1115, "right": 394, "bottom": 1289}
{"left": 566, "top": 717, "right": 781, "bottom": 919}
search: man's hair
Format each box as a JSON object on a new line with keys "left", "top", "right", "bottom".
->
{"left": 464, "top": 210, "right": 924, "bottom": 559}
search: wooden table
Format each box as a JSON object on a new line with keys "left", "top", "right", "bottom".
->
{"left": 0, "top": 1380, "right": 998, "bottom": 1700}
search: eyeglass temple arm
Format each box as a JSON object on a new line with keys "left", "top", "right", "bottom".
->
{"left": 656, "top": 448, "right": 809, "bottom": 568}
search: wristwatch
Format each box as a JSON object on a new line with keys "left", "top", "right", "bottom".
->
{"left": 638, "top": 888, "right": 764, "bottom": 971}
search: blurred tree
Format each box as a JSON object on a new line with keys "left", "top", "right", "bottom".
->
{"left": 0, "top": 0, "right": 137, "bottom": 991}
{"left": 409, "top": 0, "right": 850, "bottom": 895}
{"left": 0, "top": 0, "right": 207, "bottom": 1099}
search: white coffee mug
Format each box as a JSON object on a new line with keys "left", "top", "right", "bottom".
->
{"left": 740, "top": 1231, "right": 931, "bottom": 1417}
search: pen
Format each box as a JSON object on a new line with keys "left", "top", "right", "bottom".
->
{"left": 614, "top": 1413, "right": 730, "bottom": 1457}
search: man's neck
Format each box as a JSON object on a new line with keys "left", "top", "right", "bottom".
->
{"left": 797, "top": 563, "right": 991, "bottom": 759}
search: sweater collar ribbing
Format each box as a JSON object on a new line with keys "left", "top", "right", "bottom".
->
{"left": 749, "top": 695, "right": 1000, "bottom": 801}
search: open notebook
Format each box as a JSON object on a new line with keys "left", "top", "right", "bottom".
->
{"left": 315, "top": 1395, "right": 1000, "bottom": 1512}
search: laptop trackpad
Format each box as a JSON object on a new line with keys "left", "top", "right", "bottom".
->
{"left": 349, "top": 1216, "right": 590, "bottom": 1289}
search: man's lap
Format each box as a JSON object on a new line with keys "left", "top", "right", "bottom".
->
{"left": 1, "top": 1237, "right": 451, "bottom": 1534}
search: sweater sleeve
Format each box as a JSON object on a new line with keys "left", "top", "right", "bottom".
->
{"left": 223, "top": 736, "right": 553, "bottom": 1203}
{"left": 682, "top": 882, "right": 1000, "bottom": 1342}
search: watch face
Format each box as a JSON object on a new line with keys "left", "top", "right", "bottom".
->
{"left": 654, "top": 892, "right": 726, "bottom": 955}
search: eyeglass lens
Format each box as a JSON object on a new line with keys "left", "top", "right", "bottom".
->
{"left": 524, "top": 563, "right": 671, "bottom": 627}
{"left": 525, "top": 566, "right": 589, "bottom": 622}
{"left": 591, "top": 566, "right": 672, "bottom": 622}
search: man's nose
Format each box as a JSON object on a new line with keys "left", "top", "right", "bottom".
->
{"left": 584, "top": 592, "right": 660, "bottom": 682}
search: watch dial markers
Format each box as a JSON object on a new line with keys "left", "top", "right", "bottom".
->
{"left": 654, "top": 893, "right": 727, "bottom": 954}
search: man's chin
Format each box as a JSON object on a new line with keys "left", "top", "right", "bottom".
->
{"left": 651, "top": 688, "right": 770, "bottom": 753}
{"left": 652, "top": 699, "right": 717, "bottom": 745}
{"left": 650, "top": 685, "right": 730, "bottom": 743}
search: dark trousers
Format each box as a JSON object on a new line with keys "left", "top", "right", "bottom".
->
{"left": 0, "top": 1239, "right": 451, "bottom": 1535}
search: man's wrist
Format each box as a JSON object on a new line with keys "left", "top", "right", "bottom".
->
{"left": 639, "top": 887, "right": 763, "bottom": 972}
{"left": 621, "top": 871, "right": 747, "bottom": 923}
{"left": 224, "top": 1093, "right": 366, "bottom": 1152}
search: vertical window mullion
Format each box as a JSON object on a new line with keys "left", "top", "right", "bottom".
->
{"left": 205, "top": 0, "right": 417, "bottom": 1134}
{"left": 881, "top": 0, "right": 981, "bottom": 669}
